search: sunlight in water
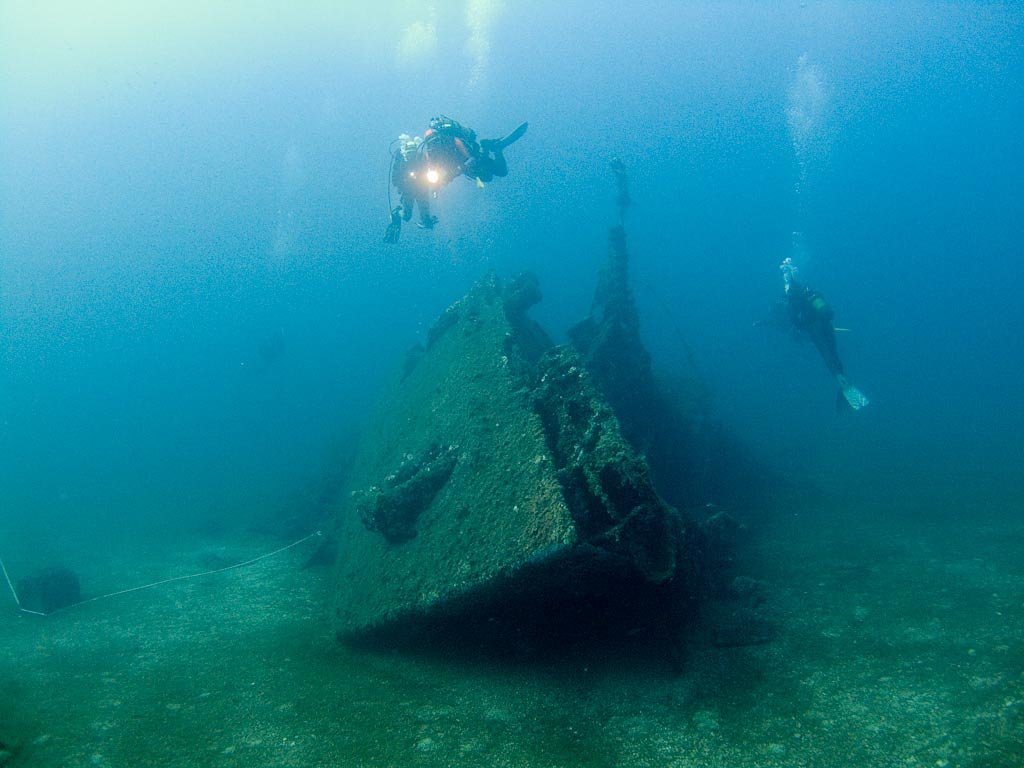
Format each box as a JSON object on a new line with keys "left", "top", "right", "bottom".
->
{"left": 466, "top": 0, "right": 503, "bottom": 92}
{"left": 396, "top": 10, "right": 439, "bottom": 68}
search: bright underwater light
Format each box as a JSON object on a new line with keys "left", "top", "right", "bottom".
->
{"left": 426, "top": 168, "right": 441, "bottom": 185}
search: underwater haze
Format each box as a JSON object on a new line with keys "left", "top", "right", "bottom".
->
{"left": 2, "top": 2, "right": 1023, "bottom": 767}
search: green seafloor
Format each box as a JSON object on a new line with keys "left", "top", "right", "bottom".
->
{"left": 2, "top": 472, "right": 1021, "bottom": 768}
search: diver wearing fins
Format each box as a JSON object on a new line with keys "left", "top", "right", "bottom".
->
{"left": 774, "top": 258, "right": 870, "bottom": 411}
{"left": 384, "top": 116, "right": 528, "bottom": 244}
{"left": 387, "top": 133, "right": 435, "bottom": 237}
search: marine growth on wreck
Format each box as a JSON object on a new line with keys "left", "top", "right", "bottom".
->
{"left": 329, "top": 227, "right": 733, "bottom": 650}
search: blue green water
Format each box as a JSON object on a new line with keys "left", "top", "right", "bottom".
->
{"left": 1, "top": 3, "right": 1021, "bottom": 766}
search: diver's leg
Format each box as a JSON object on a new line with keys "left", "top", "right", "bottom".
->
{"left": 816, "top": 327, "right": 844, "bottom": 377}
{"left": 489, "top": 150, "right": 508, "bottom": 178}
{"left": 417, "top": 196, "right": 437, "bottom": 229}
{"left": 385, "top": 200, "right": 403, "bottom": 244}
{"left": 475, "top": 143, "right": 508, "bottom": 180}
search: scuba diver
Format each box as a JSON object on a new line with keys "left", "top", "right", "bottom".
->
{"left": 384, "top": 115, "right": 528, "bottom": 244}
{"left": 773, "top": 258, "right": 870, "bottom": 411}
{"left": 387, "top": 133, "right": 435, "bottom": 237}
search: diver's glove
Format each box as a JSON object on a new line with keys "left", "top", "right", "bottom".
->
{"left": 384, "top": 208, "right": 402, "bottom": 244}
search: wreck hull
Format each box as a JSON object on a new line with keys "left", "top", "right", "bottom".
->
{"left": 330, "top": 279, "right": 702, "bottom": 643}
{"left": 331, "top": 284, "right": 575, "bottom": 638}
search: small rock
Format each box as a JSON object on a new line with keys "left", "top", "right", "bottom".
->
{"left": 692, "top": 709, "right": 719, "bottom": 733}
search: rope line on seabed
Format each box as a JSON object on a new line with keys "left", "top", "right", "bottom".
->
{"left": 1, "top": 551, "right": 45, "bottom": 615}
{"left": 0, "top": 530, "right": 322, "bottom": 617}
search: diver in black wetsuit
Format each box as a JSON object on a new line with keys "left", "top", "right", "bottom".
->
{"left": 778, "top": 258, "right": 869, "bottom": 411}
{"left": 387, "top": 134, "right": 437, "bottom": 239}
{"left": 384, "top": 116, "right": 527, "bottom": 243}
{"left": 421, "top": 115, "right": 522, "bottom": 184}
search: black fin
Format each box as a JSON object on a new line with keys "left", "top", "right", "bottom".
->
{"left": 384, "top": 209, "right": 402, "bottom": 244}
{"left": 496, "top": 121, "right": 528, "bottom": 150}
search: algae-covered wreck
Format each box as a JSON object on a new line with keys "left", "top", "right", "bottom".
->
{"left": 330, "top": 234, "right": 713, "bottom": 649}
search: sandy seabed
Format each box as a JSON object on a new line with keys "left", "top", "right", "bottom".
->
{"left": 1, "top": 484, "right": 1021, "bottom": 768}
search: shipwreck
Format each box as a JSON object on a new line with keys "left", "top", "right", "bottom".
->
{"left": 330, "top": 229, "right": 724, "bottom": 651}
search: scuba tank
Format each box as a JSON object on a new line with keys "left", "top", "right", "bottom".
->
{"left": 398, "top": 133, "right": 423, "bottom": 161}
{"left": 428, "top": 115, "right": 477, "bottom": 144}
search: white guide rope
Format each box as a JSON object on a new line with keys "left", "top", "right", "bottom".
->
{"left": 1, "top": 530, "right": 322, "bottom": 617}
{"left": 1, "top": 552, "right": 45, "bottom": 615}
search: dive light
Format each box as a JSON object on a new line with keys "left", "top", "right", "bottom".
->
{"left": 409, "top": 167, "right": 443, "bottom": 186}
